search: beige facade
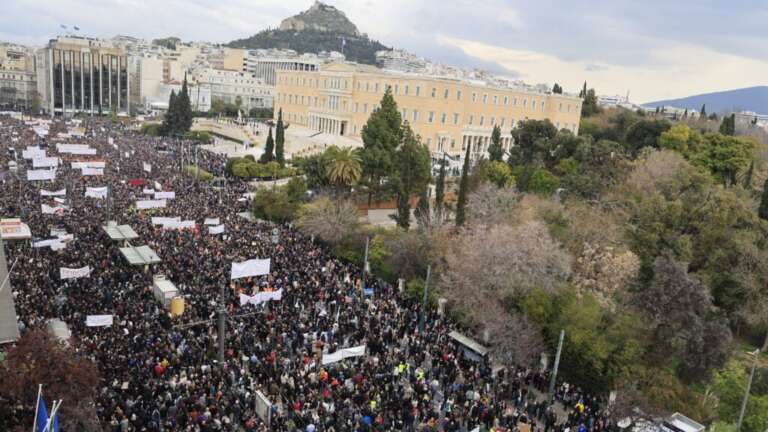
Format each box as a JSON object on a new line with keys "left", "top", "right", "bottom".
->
{"left": 274, "top": 63, "right": 582, "bottom": 157}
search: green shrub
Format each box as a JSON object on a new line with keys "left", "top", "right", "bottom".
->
{"left": 141, "top": 123, "right": 162, "bottom": 136}
{"left": 183, "top": 165, "right": 213, "bottom": 181}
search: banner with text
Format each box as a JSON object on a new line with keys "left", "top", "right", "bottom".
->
{"left": 239, "top": 289, "right": 283, "bottom": 306}
{"left": 86, "top": 315, "right": 113, "bottom": 327}
{"left": 85, "top": 186, "right": 108, "bottom": 199}
{"left": 60, "top": 265, "right": 92, "bottom": 280}
{"left": 231, "top": 258, "right": 271, "bottom": 279}
{"left": 136, "top": 199, "right": 167, "bottom": 210}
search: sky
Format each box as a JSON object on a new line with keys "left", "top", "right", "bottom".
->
{"left": 2, "top": 0, "right": 767, "bottom": 102}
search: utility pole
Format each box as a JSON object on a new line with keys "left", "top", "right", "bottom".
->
{"left": 737, "top": 332, "right": 768, "bottom": 432}
{"left": 419, "top": 265, "right": 431, "bottom": 333}
{"left": 548, "top": 329, "right": 565, "bottom": 402}
{"left": 218, "top": 283, "right": 226, "bottom": 365}
{"left": 360, "top": 237, "right": 369, "bottom": 298}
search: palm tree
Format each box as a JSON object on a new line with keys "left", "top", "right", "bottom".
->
{"left": 326, "top": 146, "right": 362, "bottom": 189}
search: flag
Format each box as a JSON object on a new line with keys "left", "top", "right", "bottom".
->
{"left": 34, "top": 389, "right": 48, "bottom": 432}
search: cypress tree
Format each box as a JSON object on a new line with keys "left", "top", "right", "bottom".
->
{"left": 275, "top": 108, "right": 285, "bottom": 166}
{"left": 434, "top": 154, "right": 446, "bottom": 223}
{"left": 455, "top": 143, "right": 471, "bottom": 227}
{"left": 261, "top": 127, "right": 275, "bottom": 163}
{"left": 700, "top": 104, "right": 706, "bottom": 119}
{"left": 360, "top": 88, "right": 403, "bottom": 204}
{"left": 395, "top": 192, "right": 411, "bottom": 230}
{"left": 719, "top": 114, "right": 736, "bottom": 136}
{"left": 759, "top": 178, "right": 768, "bottom": 220}
{"left": 488, "top": 125, "right": 504, "bottom": 162}
{"left": 162, "top": 90, "right": 177, "bottom": 136}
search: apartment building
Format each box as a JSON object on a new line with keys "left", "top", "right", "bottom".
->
{"left": 274, "top": 62, "right": 583, "bottom": 157}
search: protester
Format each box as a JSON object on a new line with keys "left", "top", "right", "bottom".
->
{"left": 0, "top": 115, "right": 611, "bottom": 432}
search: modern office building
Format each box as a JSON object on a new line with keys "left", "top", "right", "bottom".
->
{"left": 36, "top": 36, "right": 132, "bottom": 116}
{"left": 274, "top": 62, "right": 583, "bottom": 158}
{"left": 193, "top": 68, "right": 274, "bottom": 110}
{"left": 245, "top": 50, "right": 330, "bottom": 86}
{"left": 0, "top": 44, "right": 38, "bottom": 109}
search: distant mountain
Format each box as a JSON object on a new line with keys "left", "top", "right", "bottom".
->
{"left": 227, "top": 2, "right": 390, "bottom": 65}
{"left": 645, "top": 86, "right": 768, "bottom": 114}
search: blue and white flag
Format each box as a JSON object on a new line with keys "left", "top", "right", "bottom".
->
{"left": 34, "top": 391, "right": 48, "bottom": 432}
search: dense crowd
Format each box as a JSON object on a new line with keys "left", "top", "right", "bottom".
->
{"left": 0, "top": 115, "right": 613, "bottom": 432}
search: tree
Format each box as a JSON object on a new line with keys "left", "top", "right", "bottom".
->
{"left": 759, "top": 178, "right": 768, "bottom": 221}
{"left": 527, "top": 168, "right": 560, "bottom": 195}
{"left": 260, "top": 127, "right": 275, "bottom": 163}
{"left": 720, "top": 113, "right": 736, "bottom": 136}
{"left": 326, "top": 146, "right": 363, "bottom": 188}
{"left": 712, "top": 362, "right": 768, "bottom": 432}
{"left": 658, "top": 123, "right": 694, "bottom": 154}
{"left": 252, "top": 187, "right": 299, "bottom": 222}
{"left": 552, "top": 83, "right": 563, "bottom": 94}
{"left": 624, "top": 118, "right": 671, "bottom": 156}
{"left": 275, "top": 108, "right": 285, "bottom": 166}
{"left": 580, "top": 81, "right": 587, "bottom": 98}
{"left": 581, "top": 88, "right": 601, "bottom": 117}
{"left": 477, "top": 160, "right": 515, "bottom": 188}
{"left": 488, "top": 124, "right": 504, "bottom": 162}
{"left": 635, "top": 255, "right": 732, "bottom": 381}
{"left": 161, "top": 90, "right": 178, "bottom": 135}
{"left": 455, "top": 141, "right": 471, "bottom": 227}
{"left": 0, "top": 329, "right": 101, "bottom": 431}
{"left": 392, "top": 123, "right": 431, "bottom": 230}
{"left": 294, "top": 152, "right": 331, "bottom": 189}
{"left": 434, "top": 154, "right": 447, "bottom": 223}
{"left": 466, "top": 183, "right": 520, "bottom": 228}
{"left": 689, "top": 133, "right": 754, "bottom": 186}
{"left": 700, "top": 104, "right": 707, "bottom": 119}
{"left": 296, "top": 197, "right": 361, "bottom": 245}
{"left": 360, "top": 88, "right": 402, "bottom": 204}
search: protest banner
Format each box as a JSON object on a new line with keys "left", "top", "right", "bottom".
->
{"left": 136, "top": 199, "right": 167, "bottom": 210}
{"left": 40, "top": 189, "right": 66, "bottom": 197}
{"left": 33, "top": 157, "right": 58, "bottom": 168}
{"left": 231, "top": 258, "right": 271, "bottom": 279}
{"left": 239, "top": 289, "right": 283, "bottom": 306}
{"left": 60, "top": 266, "right": 91, "bottom": 280}
{"left": 209, "top": 225, "right": 225, "bottom": 235}
{"left": 321, "top": 345, "right": 367, "bottom": 365}
{"left": 85, "top": 186, "right": 108, "bottom": 198}
{"left": 27, "top": 169, "right": 56, "bottom": 181}
{"left": 204, "top": 218, "right": 220, "bottom": 225}
{"left": 154, "top": 191, "right": 175, "bottom": 199}
{"left": 86, "top": 315, "right": 113, "bottom": 327}
{"left": 82, "top": 167, "right": 104, "bottom": 176}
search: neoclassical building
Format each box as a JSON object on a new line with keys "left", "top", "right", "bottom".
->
{"left": 274, "top": 62, "right": 583, "bottom": 158}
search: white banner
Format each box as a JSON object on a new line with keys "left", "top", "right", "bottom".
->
{"left": 82, "top": 167, "right": 104, "bottom": 176}
{"left": 33, "top": 239, "right": 55, "bottom": 248}
{"left": 33, "top": 157, "right": 58, "bottom": 168}
{"left": 142, "top": 188, "right": 155, "bottom": 195}
{"left": 204, "top": 218, "right": 220, "bottom": 225}
{"left": 209, "top": 224, "right": 225, "bottom": 235}
{"left": 72, "top": 161, "right": 106, "bottom": 169}
{"left": 86, "top": 315, "right": 113, "bottom": 327}
{"left": 136, "top": 199, "right": 167, "bottom": 210}
{"left": 154, "top": 191, "right": 175, "bottom": 200}
{"left": 231, "top": 258, "right": 271, "bottom": 279}
{"left": 50, "top": 240, "right": 66, "bottom": 251}
{"left": 161, "top": 220, "right": 196, "bottom": 230}
{"left": 40, "top": 189, "right": 66, "bottom": 197}
{"left": 27, "top": 169, "right": 56, "bottom": 181}
{"left": 151, "top": 217, "right": 180, "bottom": 225}
{"left": 57, "top": 144, "right": 97, "bottom": 155}
{"left": 85, "top": 186, "right": 108, "bottom": 198}
{"left": 22, "top": 147, "right": 45, "bottom": 159}
{"left": 42, "top": 204, "right": 68, "bottom": 214}
{"left": 143, "top": 162, "right": 152, "bottom": 173}
{"left": 321, "top": 345, "right": 367, "bottom": 365}
{"left": 239, "top": 289, "right": 283, "bottom": 306}
{"left": 60, "top": 265, "right": 91, "bottom": 280}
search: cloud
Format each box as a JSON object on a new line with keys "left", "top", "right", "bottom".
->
{"left": 441, "top": 36, "right": 768, "bottom": 102}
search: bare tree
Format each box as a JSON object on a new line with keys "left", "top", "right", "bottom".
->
{"left": 296, "top": 197, "right": 361, "bottom": 245}
{"left": 481, "top": 301, "right": 546, "bottom": 368}
{"left": 465, "top": 183, "right": 521, "bottom": 229}
{"left": 440, "top": 221, "right": 572, "bottom": 319}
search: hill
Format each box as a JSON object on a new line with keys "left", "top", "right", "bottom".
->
{"left": 646, "top": 86, "right": 768, "bottom": 114}
{"left": 227, "top": 1, "right": 390, "bottom": 65}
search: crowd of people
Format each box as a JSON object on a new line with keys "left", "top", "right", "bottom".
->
{"left": 0, "top": 115, "right": 613, "bottom": 432}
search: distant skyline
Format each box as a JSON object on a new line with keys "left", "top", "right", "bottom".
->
{"left": 2, "top": 0, "right": 767, "bottom": 102}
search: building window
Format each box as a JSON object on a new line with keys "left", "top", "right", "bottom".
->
{"left": 479, "top": 116, "right": 485, "bottom": 126}
{"left": 416, "top": 86, "right": 421, "bottom": 96}
{"left": 493, "top": 95, "right": 498, "bottom": 105}
{"left": 559, "top": 102, "right": 563, "bottom": 112}
{"left": 513, "top": 97, "right": 518, "bottom": 106}
{"left": 366, "top": 82, "right": 370, "bottom": 92}
{"left": 472, "top": 93, "right": 477, "bottom": 102}
{"left": 441, "top": 112, "right": 447, "bottom": 124}
{"left": 522, "top": 98, "right": 527, "bottom": 107}
{"left": 428, "top": 111, "right": 435, "bottom": 123}
{"left": 451, "top": 139, "right": 456, "bottom": 149}
{"left": 504, "top": 96, "right": 508, "bottom": 105}
{"left": 427, "top": 138, "right": 432, "bottom": 147}
{"left": 405, "top": 85, "right": 409, "bottom": 95}
{"left": 491, "top": 117, "right": 495, "bottom": 126}
{"left": 483, "top": 94, "right": 488, "bottom": 104}
{"left": 375, "top": 83, "right": 379, "bottom": 92}
{"left": 457, "top": 90, "right": 462, "bottom": 101}
{"left": 431, "top": 87, "right": 436, "bottom": 98}
{"left": 413, "top": 110, "right": 419, "bottom": 122}
{"left": 364, "top": 103, "right": 368, "bottom": 113}
{"left": 469, "top": 115, "right": 474, "bottom": 125}
{"left": 453, "top": 113, "right": 460, "bottom": 125}
{"left": 541, "top": 101, "right": 545, "bottom": 111}
{"left": 444, "top": 88, "right": 449, "bottom": 99}
{"left": 501, "top": 118, "right": 506, "bottom": 127}
{"left": 394, "top": 84, "right": 399, "bottom": 94}
{"left": 355, "top": 102, "right": 359, "bottom": 113}
{"left": 402, "top": 108, "right": 407, "bottom": 119}
{"left": 532, "top": 100, "right": 537, "bottom": 110}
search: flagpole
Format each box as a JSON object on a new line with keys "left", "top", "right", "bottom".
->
{"left": 43, "top": 399, "right": 61, "bottom": 432}
{"left": 32, "top": 384, "right": 42, "bottom": 432}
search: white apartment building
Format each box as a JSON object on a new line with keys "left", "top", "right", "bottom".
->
{"left": 194, "top": 68, "right": 273, "bottom": 110}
